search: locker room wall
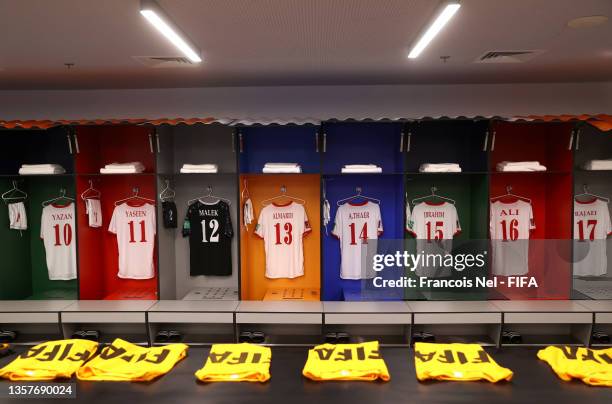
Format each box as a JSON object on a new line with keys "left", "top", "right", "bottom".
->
{"left": 321, "top": 122, "right": 404, "bottom": 174}
{"left": 322, "top": 175, "right": 404, "bottom": 301}
{"left": 240, "top": 174, "right": 321, "bottom": 300}
{"left": 239, "top": 126, "right": 321, "bottom": 174}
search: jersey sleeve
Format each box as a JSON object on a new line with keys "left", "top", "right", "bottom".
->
{"left": 224, "top": 202, "right": 234, "bottom": 238}
{"left": 405, "top": 203, "right": 411, "bottom": 231}
{"left": 376, "top": 204, "right": 383, "bottom": 235}
{"left": 254, "top": 209, "right": 265, "bottom": 239}
{"left": 406, "top": 204, "right": 417, "bottom": 236}
{"left": 528, "top": 203, "right": 536, "bottom": 230}
{"left": 151, "top": 205, "right": 157, "bottom": 235}
{"left": 182, "top": 205, "right": 193, "bottom": 238}
{"left": 108, "top": 206, "right": 118, "bottom": 234}
{"left": 605, "top": 203, "right": 612, "bottom": 236}
{"left": 330, "top": 207, "right": 342, "bottom": 239}
{"left": 303, "top": 206, "right": 312, "bottom": 235}
{"left": 453, "top": 205, "right": 462, "bottom": 236}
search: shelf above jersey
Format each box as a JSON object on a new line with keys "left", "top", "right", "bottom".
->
{"left": 0, "top": 173, "right": 75, "bottom": 178}
{"left": 75, "top": 172, "right": 157, "bottom": 177}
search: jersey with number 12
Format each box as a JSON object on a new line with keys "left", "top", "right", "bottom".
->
{"left": 108, "top": 202, "right": 156, "bottom": 279}
{"left": 255, "top": 202, "right": 311, "bottom": 279}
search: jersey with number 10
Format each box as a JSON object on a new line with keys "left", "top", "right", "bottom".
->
{"left": 255, "top": 202, "right": 311, "bottom": 279}
{"left": 331, "top": 201, "right": 383, "bottom": 279}
{"left": 108, "top": 202, "right": 156, "bottom": 279}
{"left": 183, "top": 200, "right": 233, "bottom": 276}
{"left": 40, "top": 203, "right": 77, "bottom": 280}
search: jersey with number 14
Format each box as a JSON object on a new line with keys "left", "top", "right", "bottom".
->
{"left": 331, "top": 201, "right": 383, "bottom": 279}
{"left": 255, "top": 202, "right": 311, "bottom": 279}
{"left": 108, "top": 202, "right": 156, "bottom": 279}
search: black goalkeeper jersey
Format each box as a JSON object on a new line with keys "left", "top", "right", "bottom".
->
{"left": 183, "top": 200, "right": 233, "bottom": 276}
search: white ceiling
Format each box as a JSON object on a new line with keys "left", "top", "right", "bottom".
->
{"left": 0, "top": 0, "right": 611, "bottom": 90}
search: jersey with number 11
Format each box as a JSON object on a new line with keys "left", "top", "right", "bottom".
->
{"left": 109, "top": 202, "right": 156, "bottom": 279}
{"left": 255, "top": 202, "right": 311, "bottom": 279}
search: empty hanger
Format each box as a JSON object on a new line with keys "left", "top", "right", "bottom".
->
{"left": 412, "top": 186, "right": 455, "bottom": 205}
{"left": 2, "top": 180, "right": 28, "bottom": 203}
{"left": 159, "top": 179, "right": 176, "bottom": 202}
{"left": 490, "top": 185, "right": 532, "bottom": 204}
{"left": 575, "top": 184, "right": 609, "bottom": 203}
{"left": 42, "top": 188, "right": 74, "bottom": 207}
{"left": 187, "top": 185, "right": 231, "bottom": 206}
{"left": 80, "top": 180, "right": 101, "bottom": 200}
{"left": 114, "top": 187, "right": 155, "bottom": 206}
{"left": 261, "top": 185, "right": 305, "bottom": 206}
{"left": 336, "top": 187, "right": 381, "bottom": 206}
{"left": 241, "top": 178, "right": 250, "bottom": 201}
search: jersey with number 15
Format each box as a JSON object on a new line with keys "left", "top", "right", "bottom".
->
{"left": 108, "top": 202, "right": 156, "bottom": 279}
{"left": 255, "top": 202, "right": 311, "bottom": 279}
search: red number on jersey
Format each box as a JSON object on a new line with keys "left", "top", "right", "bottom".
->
{"left": 128, "top": 220, "right": 147, "bottom": 243}
{"left": 577, "top": 219, "right": 597, "bottom": 241}
{"left": 348, "top": 222, "right": 369, "bottom": 245}
{"left": 274, "top": 222, "right": 293, "bottom": 245}
{"left": 425, "top": 221, "right": 444, "bottom": 241}
{"left": 53, "top": 223, "right": 72, "bottom": 246}
{"left": 500, "top": 219, "right": 519, "bottom": 241}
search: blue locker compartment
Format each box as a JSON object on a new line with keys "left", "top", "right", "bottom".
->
{"left": 322, "top": 122, "right": 405, "bottom": 175}
{"left": 238, "top": 125, "right": 321, "bottom": 174}
{"left": 322, "top": 175, "right": 405, "bottom": 301}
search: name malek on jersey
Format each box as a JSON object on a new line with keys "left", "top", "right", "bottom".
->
{"left": 199, "top": 209, "right": 219, "bottom": 216}
{"left": 51, "top": 213, "right": 73, "bottom": 220}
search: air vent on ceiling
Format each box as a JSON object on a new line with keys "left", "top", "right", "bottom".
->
{"left": 475, "top": 50, "right": 545, "bottom": 64}
{"left": 132, "top": 56, "right": 196, "bottom": 68}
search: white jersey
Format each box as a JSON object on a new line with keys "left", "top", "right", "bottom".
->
{"left": 108, "top": 203, "right": 156, "bottom": 279}
{"left": 490, "top": 199, "right": 535, "bottom": 276}
{"left": 40, "top": 203, "right": 77, "bottom": 280}
{"left": 573, "top": 198, "right": 611, "bottom": 277}
{"left": 254, "top": 202, "right": 311, "bottom": 279}
{"left": 331, "top": 201, "right": 383, "bottom": 279}
{"left": 407, "top": 201, "right": 461, "bottom": 277}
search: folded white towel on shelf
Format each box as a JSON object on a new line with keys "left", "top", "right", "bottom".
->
{"left": 498, "top": 161, "right": 541, "bottom": 167}
{"left": 182, "top": 163, "right": 218, "bottom": 170}
{"left": 19, "top": 164, "right": 66, "bottom": 175}
{"left": 343, "top": 164, "right": 380, "bottom": 170}
{"left": 105, "top": 161, "right": 144, "bottom": 169}
{"left": 583, "top": 159, "right": 612, "bottom": 170}
{"left": 100, "top": 167, "right": 143, "bottom": 174}
{"left": 341, "top": 167, "right": 383, "bottom": 173}
{"left": 262, "top": 166, "right": 302, "bottom": 173}
{"left": 180, "top": 168, "right": 218, "bottom": 174}
{"left": 419, "top": 163, "right": 462, "bottom": 173}
{"left": 496, "top": 162, "right": 547, "bottom": 172}
{"left": 264, "top": 162, "right": 300, "bottom": 168}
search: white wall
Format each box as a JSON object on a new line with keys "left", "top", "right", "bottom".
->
{"left": 0, "top": 82, "right": 611, "bottom": 121}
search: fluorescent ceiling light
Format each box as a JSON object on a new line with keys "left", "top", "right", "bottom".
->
{"left": 140, "top": 0, "right": 202, "bottom": 63}
{"left": 408, "top": 2, "right": 461, "bottom": 59}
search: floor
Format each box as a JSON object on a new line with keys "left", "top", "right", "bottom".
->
{"left": 0, "top": 346, "right": 611, "bottom": 404}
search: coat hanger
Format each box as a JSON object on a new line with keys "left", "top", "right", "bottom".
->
{"left": 42, "top": 188, "right": 74, "bottom": 207}
{"left": 187, "top": 185, "right": 231, "bottom": 206}
{"left": 490, "top": 185, "right": 532, "bottom": 204}
{"left": 337, "top": 187, "right": 381, "bottom": 206}
{"left": 80, "top": 180, "right": 101, "bottom": 200}
{"left": 159, "top": 179, "right": 176, "bottom": 202}
{"left": 241, "top": 178, "right": 250, "bottom": 200}
{"left": 2, "top": 180, "right": 28, "bottom": 203}
{"left": 114, "top": 187, "right": 155, "bottom": 206}
{"left": 412, "top": 186, "right": 455, "bottom": 205}
{"left": 575, "top": 184, "right": 609, "bottom": 203}
{"left": 261, "top": 185, "right": 305, "bottom": 206}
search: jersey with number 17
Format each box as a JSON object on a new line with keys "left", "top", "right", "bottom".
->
{"left": 108, "top": 202, "right": 156, "bottom": 279}
{"left": 255, "top": 202, "right": 311, "bottom": 279}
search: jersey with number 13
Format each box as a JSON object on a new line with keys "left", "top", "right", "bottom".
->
{"left": 255, "top": 202, "right": 311, "bottom": 279}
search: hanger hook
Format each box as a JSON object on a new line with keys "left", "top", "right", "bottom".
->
{"left": 133, "top": 187, "right": 139, "bottom": 196}
{"left": 583, "top": 184, "right": 588, "bottom": 193}
{"left": 431, "top": 186, "right": 437, "bottom": 194}
{"left": 506, "top": 185, "right": 512, "bottom": 194}
{"left": 206, "top": 185, "right": 213, "bottom": 195}
{"left": 281, "top": 185, "right": 287, "bottom": 194}
{"left": 356, "top": 186, "right": 362, "bottom": 195}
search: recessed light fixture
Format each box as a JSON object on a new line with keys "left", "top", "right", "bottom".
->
{"left": 408, "top": 1, "right": 461, "bottom": 59}
{"left": 140, "top": 0, "right": 202, "bottom": 63}
{"left": 567, "top": 15, "right": 608, "bottom": 29}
